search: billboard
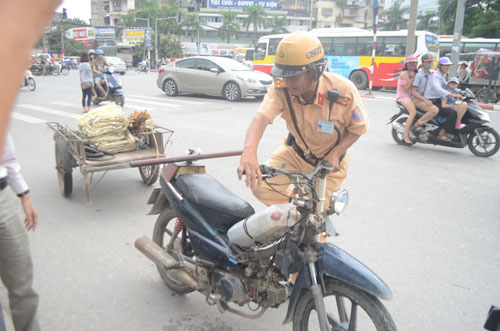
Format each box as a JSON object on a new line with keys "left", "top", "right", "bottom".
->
{"left": 65, "top": 27, "right": 95, "bottom": 41}
{"left": 95, "top": 27, "right": 115, "bottom": 42}
{"left": 207, "top": 0, "right": 277, "bottom": 10}
{"left": 124, "top": 28, "right": 145, "bottom": 45}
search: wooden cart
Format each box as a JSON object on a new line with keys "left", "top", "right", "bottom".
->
{"left": 47, "top": 122, "right": 173, "bottom": 203}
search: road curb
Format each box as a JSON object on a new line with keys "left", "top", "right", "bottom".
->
{"left": 360, "top": 94, "right": 500, "bottom": 112}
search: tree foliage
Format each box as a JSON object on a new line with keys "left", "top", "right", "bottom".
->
{"left": 380, "top": 0, "right": 408, "bottom": 30}
{"left": 35, "top": 18, "right": 90, "bottom": 56}
{"left": 218, "top": 10, "right": 241, "bottom": 43}
{"left": 438, "top": 0, "right": 500, "bottom": 38}
{"left": 243, "top": 5, "right": 266, "bottom": 43}
{"left": 270, "top": 15, "right": 289, "bottom": 34}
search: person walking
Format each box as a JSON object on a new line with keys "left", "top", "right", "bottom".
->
{"left": 0, "top": 132, "right": 40, "bottom": 331}
{"left": 79, "top": 53, "right": 93, "bottom": 112}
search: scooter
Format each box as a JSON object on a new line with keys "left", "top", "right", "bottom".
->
{"left": 132, "top": 148, "right": 398, "bottom": 331}
{"left": 21, "top": 70, "right": 36, "bottom": 91}
{"left": 92, "top": 67, "right": 125, "bottom": 107}
{"left": 388, "top": 88, "right": 500, "bottom": 157}
{"left": 138, "top": 61, "right": 149, "bottom": 73}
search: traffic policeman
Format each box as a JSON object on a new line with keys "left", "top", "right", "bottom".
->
{"left": 238, "top": 31, "right": 369, "bottom": 238}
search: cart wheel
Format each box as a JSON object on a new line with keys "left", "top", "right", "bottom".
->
{"left": 139, "top": 165, "right": 159, "bottom": 185}
{"left": 55, "top": 136, "right": 73, "bottom": 197}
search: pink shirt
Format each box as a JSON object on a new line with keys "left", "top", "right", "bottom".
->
{"left": 396, "top": 72, "right": 413, "bottom": 101}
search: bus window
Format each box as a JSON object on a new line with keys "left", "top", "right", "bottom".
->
{"left": 383, "top": 37, "right": 405, "bottom": 56}
{"left": 245, "top": 49, "right": 255, "bottom": 61}
{"left": 376, "top": 37, "right": 385, "bottom": 56}
{"left": 319, "top": 37, "right": 334, "bottom": 56}
{"left": 332, "top": 37, "right": 356, "bottom": 56}
{"left": 255, "top": 42, "right": 267, "bottom": 60}
{"left": 463, "top": 42, "right": 496, "bottom": 53}
{"left": 357, "top": 37, "right": 372, "bottom": 56}
{"left": 268, "top": 38, "right": 282, "bottom": 56}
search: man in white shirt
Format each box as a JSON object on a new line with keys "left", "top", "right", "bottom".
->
{"left": 0, "top": 132, "right": 40, "bottom": 331}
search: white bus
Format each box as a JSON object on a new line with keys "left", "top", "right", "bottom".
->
{"left": 439, "top": 36, "right": 500, "bottom": 57}
{"left": 253, "top": 28, "right": 439, "bottom": 89}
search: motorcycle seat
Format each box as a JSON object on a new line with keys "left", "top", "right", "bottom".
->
{"left": 175, "top": 173, "right": 255, "bottom": 233}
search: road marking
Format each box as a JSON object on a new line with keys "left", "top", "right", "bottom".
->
{"left": 18, "top": 104, "right": 80, "bottom": 119}
{"left": 127, "top": 98, "right": 181, "bottom": 108}
{"left": 130, "top": 94, "right": 209, "bottom": 105}
{"left": 51, "top": 101, "right": 82, "bottom": 109}
{"left": 70, "top": 99, "right": 157, "bottom": 110}
{"left": 124, "top": 104, "right": 156, "bottom": 110}
{"left": 11, "top": 112, "right": 47, "bottom": 124}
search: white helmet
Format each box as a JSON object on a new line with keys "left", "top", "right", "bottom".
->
{"left": 88, "top": 49, "right": 95, "bottom": 55}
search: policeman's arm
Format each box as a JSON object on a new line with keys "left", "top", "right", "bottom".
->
{"left": 324, "top": 131, "right": 361, "bottom": 172}
{"left": 238, "top": 112, "right": 271, "bottom": 188}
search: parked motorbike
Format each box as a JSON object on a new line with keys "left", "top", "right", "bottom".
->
{"left": 133, "top": 149, "right": 397, "bottom": 331}
{"left": 92, "top": 67, "right": 125, "bottom": 107}
{"left": 138, "top": 61, "right": 149, "bottom": 73}
{"left": 21, "top": 70, "right": 36, "bottom": 91}
{"left": 389, "top": 88, "right": 500, "bottom": 157}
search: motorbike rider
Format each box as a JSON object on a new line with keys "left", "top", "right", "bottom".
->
{"left": 91, "top": 49, "right": 108, "bottom": 97}
{"left": 410, "top": 53, "right": 439, "bottom": 135}
{"left": 441, "top": 77, "right": 467, "bottom": 129}
{"left": 238, "top": 31, "right": 368, "bottom": 243}
{"left": 423, "top": 56, "right": 462, "bottom": 142}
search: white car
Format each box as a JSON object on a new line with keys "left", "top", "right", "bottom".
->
{"left": 104, "top": 56, "right": 126, "bottom": 75}
{"left": 156, "top": 56, "right": 273, "bottom": 101}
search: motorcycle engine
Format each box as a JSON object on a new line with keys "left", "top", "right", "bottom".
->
{"left": 216, "top": 274, "right": 247, "bottom": 304}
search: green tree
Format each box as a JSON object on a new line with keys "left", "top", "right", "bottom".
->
{"left": 180, "top": 12, "right": 199, "bottom": 42}
{"left": 270, "top": 15, "right": 289, "bottom": 34}
{"left": 35, "top": 18, "right": 90, "bottom": 56}
{"left": 416, "top": 10, "right": 438, "bottom": 33}
{"left": 243, "top": 5, "right": 266, "bottom": 43}
{"left": 218, "top": 10, "right": 241, "bottom": 44}
{"left": 438, "top": 0, "right": 500, "bottom": 38}
{"left": 158, "top": 35, "right": 183, "bottom": 59}
{"left": 380, "top": 0, "right": 408, "bottom": 30}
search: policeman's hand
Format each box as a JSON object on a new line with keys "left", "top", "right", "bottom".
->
{"left": 238, "top": 152, "right": 262, "bottom": 188}
{"left": 21, "top": 194, "right": 38, "bottom": 231}
{"left": 324, "top": 151, "right": 341, "bottom": 172}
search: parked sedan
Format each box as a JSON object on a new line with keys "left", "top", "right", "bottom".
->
{"left": 156, "top": 56, "right": 273, "bottom": 101}
{"left": 104, "top": 56, "right": 126, "bottom": 75}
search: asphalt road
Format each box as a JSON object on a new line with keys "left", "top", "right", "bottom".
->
{"left": 2, "top": 69, "right": 500, "bottom": 331}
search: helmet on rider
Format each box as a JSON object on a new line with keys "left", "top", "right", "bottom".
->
{"left": 421, "top": 53, "right": 434, "bottom": 62}
{"left": 405, "top": 55, "right": 418, "bottom": 63}
{"left": 448, "top": 77, "right": 460, "bottom": 85}
{"left": 270, "top": 31, "right": 326, "bottom": 80}
{"left": 95, "top": 49, "right": 104, "bottom": 56}
{"left": 438, "top": 57, "right": 452, "bottom": 66}
{"left": 88, "top": 49, "right": 95, "bottom": 55}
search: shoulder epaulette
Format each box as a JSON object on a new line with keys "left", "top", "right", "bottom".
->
{"left": 274, "top": 78, "right": 287, "bottom": 89}
{"left": 335, "top": 96, "right": 350, "bottom": 106}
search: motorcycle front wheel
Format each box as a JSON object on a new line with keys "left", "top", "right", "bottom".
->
{"left": 152, "top": 207, "right": 194, "bottom": 295}
{"left": 28, "top": 78, "right": 36, "bottom": 91}
{"left": 468, "top": 127, "right": 500, "bottom": 157}
{"left": 293, "top": 278, "right": 397, "bottom": 331}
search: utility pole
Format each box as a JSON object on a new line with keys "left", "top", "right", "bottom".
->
{"left": 309, "top": 0, "right": 314, "bottom": 29}
{"left": 196, "top": 0, "right": 201, "bottom": 56}
{"left": 450, "top": 0, "right": 465, "bottom": 77}
{"left": 405, "top": 0, "right": 418, "bottom": 57}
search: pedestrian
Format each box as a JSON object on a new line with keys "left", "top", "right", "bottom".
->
{"left": 396, "top": 55, "right": 418, "bottom": 144}
{"left": 457, "top": 63, "right": 470, "bottom": 83}
{"left": 424, "top": 56, "right": 461, "bottom": 142}
{"left": 238, "top": 31, "right": 368, "bottom": 244}
{"left": 0, "top": 132, "right": 40, "bottom": 331}
{"left": 79, "top": 53, "right": 94, "bottom": 112}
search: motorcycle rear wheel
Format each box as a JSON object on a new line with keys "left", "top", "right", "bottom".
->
{"left": 28, "top": 78, "right": 36, "bottom": 91}
{"left": 152, "top": 207, "right": 194, "bottom": 294}
{"left": 391, "top": 117, "right": 416, "bottom": 146}
{"left": 467, "top": 127, "right": 500, "bottom": 157}
{"left": 293, "top": 278, "right": 397, "bottom": 331}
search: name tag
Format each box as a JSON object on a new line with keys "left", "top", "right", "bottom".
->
{"left": 318, "top": 120, "right": 334, "bottom": 134}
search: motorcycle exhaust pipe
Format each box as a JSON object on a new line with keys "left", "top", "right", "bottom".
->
{"left": 135, "top": 235, "right": 198, "bottom": 289}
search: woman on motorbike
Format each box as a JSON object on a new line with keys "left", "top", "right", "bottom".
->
{"left": 396, "top": 55, "right": 418, "bottom": 144}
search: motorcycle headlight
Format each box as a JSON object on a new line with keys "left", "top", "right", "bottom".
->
{"left": 237, "top": 75, "right": 256, "bottom": 83}
{"left": 108, "top": 67, "right": 115, "bottom": 73}
{"left": 328, "top": 189, "right": 349, "bottom": 215}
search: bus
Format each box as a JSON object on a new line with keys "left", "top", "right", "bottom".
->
{"left": 100, "top": 45, "right": 134, "bottom": 65}
{"left": 439, "top": 36, "right": 500, "bottom": 57}
{"left": 253, "top": 28, "right": 439, "bottom": 89}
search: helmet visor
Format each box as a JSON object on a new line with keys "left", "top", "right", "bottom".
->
{"left": 270, "top": 59, "right": 325, "bottom": 78}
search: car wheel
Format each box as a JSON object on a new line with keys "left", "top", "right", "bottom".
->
{"left": 350, "top": 70, "right": 368, "bottom": 90}
{"left": 120, "top": 72, "right": 125, "bottom": 76}
{"left": 163, "top": 79, "right": 178, "bottom": 96}
{"left": 223, "top": 81, "right": 241, "bottom": 101}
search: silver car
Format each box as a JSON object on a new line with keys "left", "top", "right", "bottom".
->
{"left": 104, "top": 56, "right": 126, "bottom": 75}
{"left": 156, "top": 56, "right": 273, "bottom": 101}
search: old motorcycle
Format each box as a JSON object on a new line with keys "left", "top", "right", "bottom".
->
{"left": 133, "top": 149, "right": 397, "bottom": 331}
{"left": 388, "top": 88, "right": 499, "bottom": 157}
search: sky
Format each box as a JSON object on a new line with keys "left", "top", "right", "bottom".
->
{"left": 56, "top": 0, "right": 91, "bottom": 22}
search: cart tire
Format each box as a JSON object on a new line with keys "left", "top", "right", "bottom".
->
{"left": 139, "top": 165, "right": 159, "bottom": 185}
{"left": 55, "top": 136, "right": 73, "bottom": 197}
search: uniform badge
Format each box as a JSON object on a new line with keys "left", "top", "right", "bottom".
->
{"left": 351, "top": 106, "right": 362, "bottom": 122}
{"left": 335, "top": 96, "right": 350, "bottom": 106}
{"left": 317, "top": 92, "right": 324, "bottom": 106}
{"left": 274, "top": 78, "right": 287, "bottom": 89}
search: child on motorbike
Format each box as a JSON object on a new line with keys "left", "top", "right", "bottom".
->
{"left": 396, "top": 55, "right": 419, "bottom": 144}
{"left": 441, "top": 77, "right": 467, "bottom": 129}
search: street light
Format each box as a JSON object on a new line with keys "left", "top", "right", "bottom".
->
{"left": 155, "top": 16, "right": 177, "bottom": 69}
{"left": 134, "top": 17, "right": 151, "bottom": 67}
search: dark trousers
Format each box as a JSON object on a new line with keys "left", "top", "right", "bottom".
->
{"left": 430, "top": 99, "right": 457, "bottom": 132}
{"left": 82, "top": 87, "right": 93, "bottom": 107}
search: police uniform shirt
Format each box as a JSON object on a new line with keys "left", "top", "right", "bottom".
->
{"left": 258, "top": 72, "right": 369, "bottom": 159}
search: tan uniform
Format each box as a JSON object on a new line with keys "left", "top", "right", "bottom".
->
{"left": 252, "top": 72, "right": 369, "bottom": 211}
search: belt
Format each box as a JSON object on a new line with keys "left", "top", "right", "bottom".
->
{"left": 0, "top": 176, "right": 7, "bottom": 191}
{"left": 285, "top": 133, "right": 319, "bottom": 166}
